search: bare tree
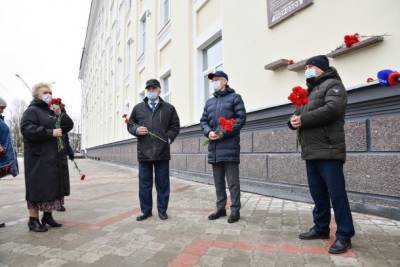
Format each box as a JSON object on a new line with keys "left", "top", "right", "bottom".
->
{"left": 8, "top": 99, "right": 27, "bottom": 155}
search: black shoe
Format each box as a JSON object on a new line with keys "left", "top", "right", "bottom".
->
{"left": 57, "top": 205, "right": 66, "bottom": 212}
{"left": 227, "top": 212, "right": 240, "bottom": 224}
{"left": 329, "top": 239, "right": 352, "bottom": 254}
{"left": 208, "top": 210, "right": 227, "bottom": 220}
{"left": 136, "top": 213, "right": 152, "bottom": 221}
{"left": 159, "top": 213, "right": 168, "bottom": 220}
{"left": 41, "top": 212, "right": 62, "bottom": 227}
{"left": 28, "top": 217, "right": 48, "bottom": 232}
{"left": 0, "top": 222, "right": 5, "bottom": 228}
{"left": 299, "top": 228, "right": 330, "bottom": 240}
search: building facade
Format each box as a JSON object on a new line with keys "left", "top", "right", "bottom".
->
{"left": 79, "top": 0, "right": 400, "bottom": 219}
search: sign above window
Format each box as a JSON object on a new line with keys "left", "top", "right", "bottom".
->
{"left": 267, "top": 0, "right": 313, "bottom": 28}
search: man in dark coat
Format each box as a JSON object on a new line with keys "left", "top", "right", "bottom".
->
{"left": 21, "top": 83, "right": 74, "bottom": 232}
{"left": 289, "top": 55, "right": 355, "bottom": 254}
{"left": 200, "top": 71, "right": 246, "bottom": 223}
{"left": 127, "top": 79, "right": 180, "bottom": 221}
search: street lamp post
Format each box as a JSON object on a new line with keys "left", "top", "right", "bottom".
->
{"left": 15, "top": 74, "right": 56, "bottom": 93}
{"left": 15, "top": 74, "right": 32, "bottom": 93}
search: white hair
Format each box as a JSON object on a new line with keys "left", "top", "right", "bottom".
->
{"left": 32, "top": 82, "right": 52, "bottom": 99}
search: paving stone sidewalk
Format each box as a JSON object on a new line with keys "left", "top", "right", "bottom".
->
{"left": 0, "top": 159, "right": 399, "bottom": 267}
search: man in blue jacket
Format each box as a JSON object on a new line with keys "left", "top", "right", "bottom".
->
{"left": 200, "top": 71, "right": 246, "bottom": 223}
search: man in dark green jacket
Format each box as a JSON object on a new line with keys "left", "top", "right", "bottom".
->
{"left": 289, "top": 55, "right": 355, "bottom": 254}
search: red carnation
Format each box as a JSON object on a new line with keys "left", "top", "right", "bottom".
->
{"left": 122, "top": 114, "right": 128, "bottom": 124}
{"left": 218, "top": 117, "right": 235, "bottom": 133}
{"left": 288, "top": 86, "right": 309, "bottom": 149}
{"left": 49, "top": 98, "right": 64, "bottom": 107}
{"left": 344, "top": 33, "right": 359, "bottom": 48}
{"left": 203, "top": 117, "right": 236, "bottom": 146}
{"left": 288, "top": 86, "right": 308, "bottom": 107}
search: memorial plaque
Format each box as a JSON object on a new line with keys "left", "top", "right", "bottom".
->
{"left": 267, "top": 0, "right": 313, "bottom": 28}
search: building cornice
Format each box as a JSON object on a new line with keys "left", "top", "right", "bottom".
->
{"left": 78, "top": 0, "right": 101, "bottom": 80}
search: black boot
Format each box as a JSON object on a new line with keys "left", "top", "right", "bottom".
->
{"left": 28, "top": 217, "right": 47, "bottom": 232}
{"left": 42, "top": 212, "right": 62, "bottom": 227}
{"left": 299, "top": 228, "right": 330, "bottom": 240}
{"left": 136, "top": 213, "right": 152, "bottom": 221}
{"left": 57, "top": 205, "right": 66, "bottom": 212}
{"left": 227, "top": 211, "right": 240, "bottom": 224}
{"left": 208, "top": 209, "right": 227, "bottom": 220}
{"left": 329, "top": 239, "right": 352, "bottom": 254}
{"left": 0, "top": 222, "right": 5, "bottom": 228}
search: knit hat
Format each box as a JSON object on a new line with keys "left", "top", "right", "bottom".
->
{"left": 305, "top": 55, "right": 330, "bottom": 71}
{"left": 0, "top": 97, "right": 7, "bottom": 107}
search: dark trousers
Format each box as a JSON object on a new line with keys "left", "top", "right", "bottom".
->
{"left": 138, "top": 160, "right": 170, "bottom": 215}
{"left": 306, "top": 159, "right": 355, "bottom": 240}
{"left": 212, "top": 162, "right": 241, "bottom": 213}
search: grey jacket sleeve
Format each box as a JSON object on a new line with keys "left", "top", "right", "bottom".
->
{"left": 301, "top": 83, "right": 347, "bottom": 129}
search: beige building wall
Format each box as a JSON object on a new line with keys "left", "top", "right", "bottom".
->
{"left": 222, "top": 0, "right": 400, "bottom": 112}
{"left": 79, "top": 0, "right": 400, "bottom": 149}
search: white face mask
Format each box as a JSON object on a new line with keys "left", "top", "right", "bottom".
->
{"left": 146, "top": 91, "right": 158, "bottom": 101}
{"left": 41, "top": 94, "right": 52, "bottom": 104}
{"left": 212, "top": 81, "right": 222, "bottom": 92}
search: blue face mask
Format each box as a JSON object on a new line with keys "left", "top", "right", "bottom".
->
{"left": 305, "top": 68, "right": 317, "bottom": 79}
{"left": 146, "top": 91, "right": 158, "bottom": 101}
{"left": 41, "top": 94, "right": 52, "bottom": 104}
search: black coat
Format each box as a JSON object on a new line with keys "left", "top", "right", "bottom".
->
{"left": 289, "top": 67, "right": 347, "bottom": 161}
{"left": 127, "top": 97, "right": 180, "bottom": 162}
{"left": 63, "top": 134, "right": 74, "bottom": 160}
{"left": 200, "top": 87, "right": 246, "bottom": 163}
{"left": 21, "top": 99, "right": 74, "bottom": 202}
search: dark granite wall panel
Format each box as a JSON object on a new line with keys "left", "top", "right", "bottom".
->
{"left": 87, "top": 85, "right": 400, "bottom": 220}
{"left": 370, "top": 116, "right": 400, "bottom": 152}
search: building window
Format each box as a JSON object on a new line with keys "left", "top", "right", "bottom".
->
{"left": 160, "top": 0, "right": 170, "bottom": 28}
{"left": 161, "top": 73, "right": 171, "bottom": 102}
{"left": 139, "top": 14, "right": 146, "bottom": 57}
{"left": 202, "top": 38, "right": 223, "bottom": 100}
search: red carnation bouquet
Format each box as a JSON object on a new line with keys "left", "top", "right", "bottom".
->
{"left": 203, "top": 117, "right": 236, "bottom": 146}
{"left": 288, "top": 86, "right": 309, "bottom": 148}
{"left": 122, "top": 114, "right": 168, "bottom": 143}
{"left": 49, "top": 98, "right": 65, "bottom": 152}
